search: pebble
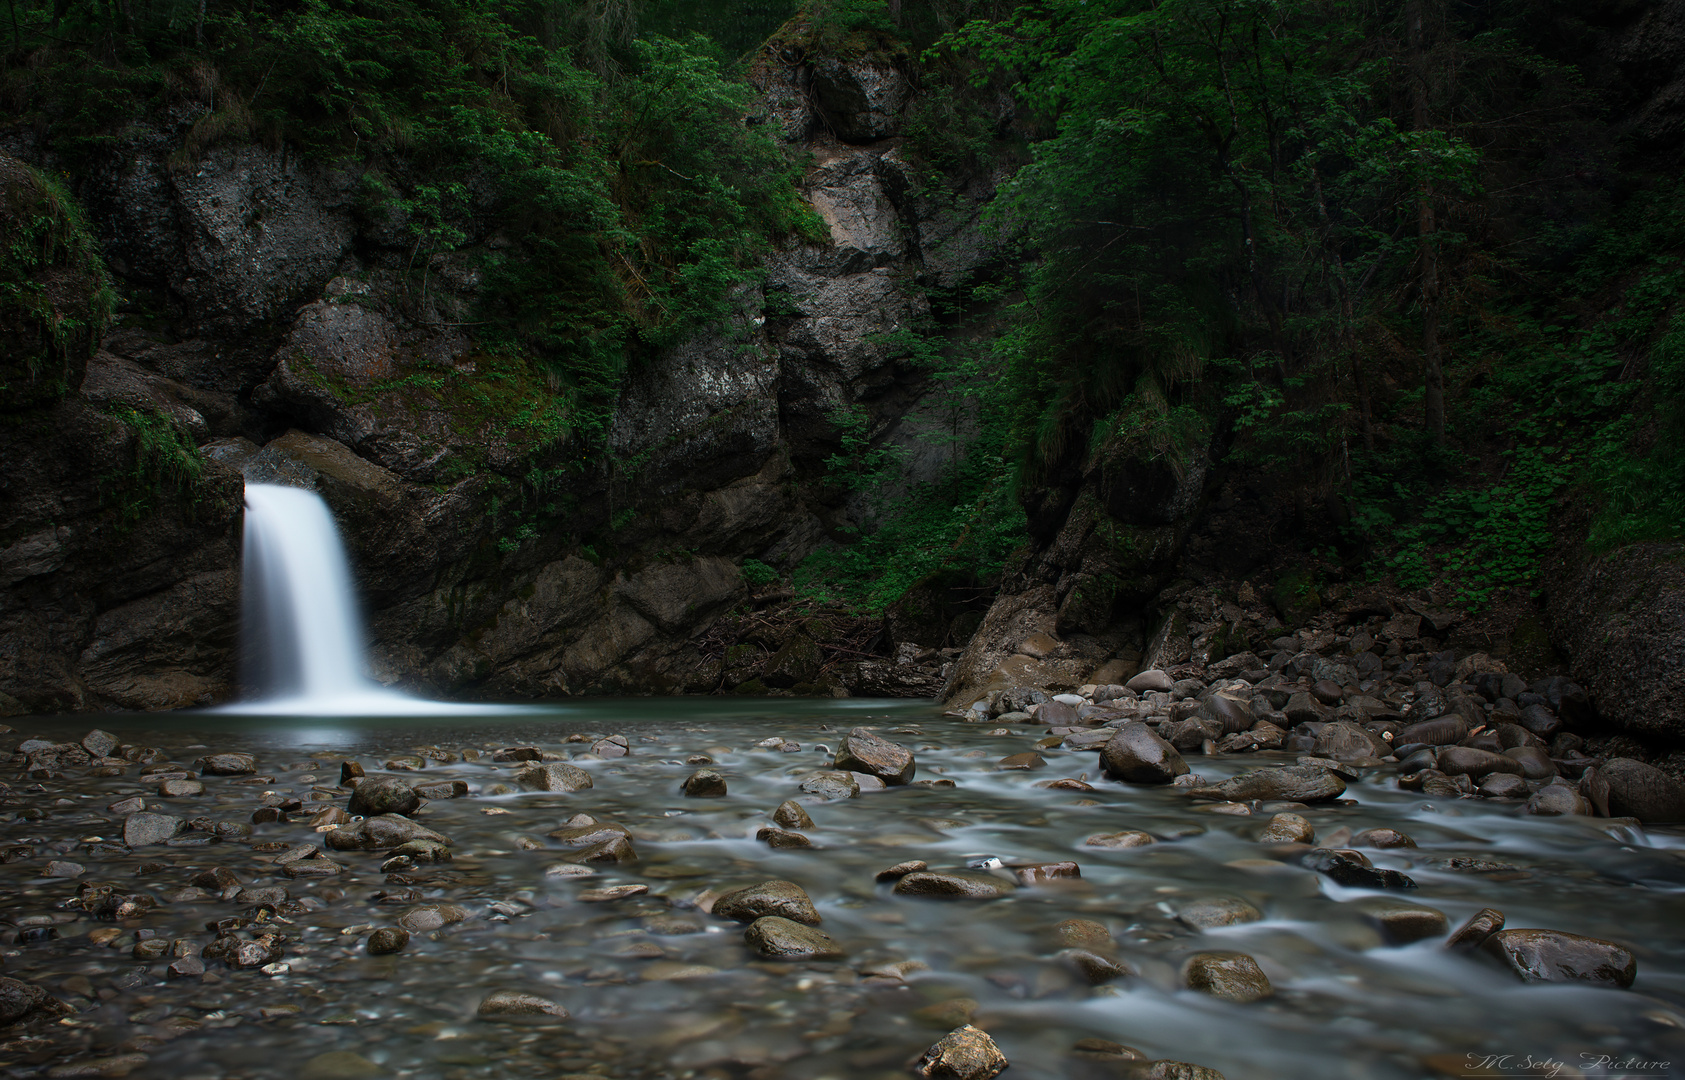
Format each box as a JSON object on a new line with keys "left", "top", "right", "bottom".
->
{"left": 1177, "top": 897, "right": 1263, "bottom": 930}
{"left": 476, "top": 989, "right": 569, "bottom": 1019}
{"left": 1085, "top": 830, "right": 1155, "bottom": 849}
{"left": 996, "top": 752, "right": 1045, "bottom": 770}
{"left": 1350, "top": 828, "right": 1415, "bottom": 848}
{"left": 299, "top": 1052, "right": 385, "bottom": 1080}
{"left": 1444, "top": 908, "right": 1504, "bottom": 952}
{"left": 366, "top": 928, "right": 409, "bottom": 954}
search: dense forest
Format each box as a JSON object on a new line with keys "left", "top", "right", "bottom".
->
{"left": 3, "top": 0, "right": 1682, "bottom": 638}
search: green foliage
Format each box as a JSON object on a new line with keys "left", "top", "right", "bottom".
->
{"left": 4, "top": 2, "right": 810, "bottom": 450}
{"left": 740, "top": 558, "right": 780, "bottom": 585}
{"left": 0, "top": 161, "right": 117, "bottom": 407}
{"left": 796, "top": 312, "right": 1027, "bottom": 612}
{"left": 794, "top": 452, "right": 1026, "bottom": 611}
{"left": 101, "top": 405, "right": 205, "bottom": 524}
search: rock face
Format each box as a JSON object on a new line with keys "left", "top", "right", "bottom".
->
{"left": 1546, "top": 539, "right": 1683, "bottom": 742}
{"left": 0, "top": 43, "right": 1010, "bottom": 713}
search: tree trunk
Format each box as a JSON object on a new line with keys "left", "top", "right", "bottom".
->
{"left": 1408, "top": 0, "right": 1445, "bottom": 443}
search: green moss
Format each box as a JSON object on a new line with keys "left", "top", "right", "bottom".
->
{"left": 0, "top": 157, "right": 116, "bottom": 411}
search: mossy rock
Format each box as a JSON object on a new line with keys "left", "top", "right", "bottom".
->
{"left": 0, "top": 154, "right": 114, "bottom": 412}
{"left": 762, "top": 634, "right": 823, "bottom": 689}
{"left": 1269, "top": 567, "right": 1321, "bottom": 627}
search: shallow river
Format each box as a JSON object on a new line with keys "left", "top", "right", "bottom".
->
{"left": 6, "top": 699, "right": 1684, "bottom": 1080}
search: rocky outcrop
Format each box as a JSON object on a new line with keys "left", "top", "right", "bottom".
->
{"left": 943, "top": 439, "right": 1210, "bottom": 709}
{"left": 1546, "top": 540, "right": 1684, "bottom": 744}
{"left": 0, "top": 46, "right": 1010, "bottom": 710}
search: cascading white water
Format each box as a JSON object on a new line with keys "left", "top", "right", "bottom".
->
{"left": 240, "top": 483, "right": 379, "bottom": 703}
{"left": 227, "top": 483, "right": 492, "bottom": 716}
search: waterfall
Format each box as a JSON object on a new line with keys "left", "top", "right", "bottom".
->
{"left": 227, "top": 483, "right": 487, "bottom": 716}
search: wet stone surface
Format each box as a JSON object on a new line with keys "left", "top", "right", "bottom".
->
{"left": 0, "top": 699, "right": 1678, "bottom": 1080}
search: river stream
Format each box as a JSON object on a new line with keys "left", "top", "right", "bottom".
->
{"left": 4, "top": 699, "right": 1682, "bottom": 1080}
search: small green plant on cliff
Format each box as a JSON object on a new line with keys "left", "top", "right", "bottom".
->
{"left": 99, "top": 405, "right": 205, "bottom": 524}
{"left": 0, "top": 160, "right": 116, "bottom": 406}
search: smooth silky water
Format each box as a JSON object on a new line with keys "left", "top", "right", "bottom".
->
{"left": 7, "top": 700, "right": 1685, "bottom": 1079}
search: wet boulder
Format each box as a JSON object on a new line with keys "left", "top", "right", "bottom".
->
{"left": 123, "top": 812, "right": 184, "bottom": 848}
{"left": 1182, "top": 952, "right": 1272, "bottom": 1002}
{"left": 800, "top": 771, "right": 859, "bottom": 800}
{"left": 1437, "top": 746, "right": 1523, "bottom": 779}
{"left": 744, "top": 916, "right": 844, "bottom": 960}
{"left": 1302, "top": 848, "right": 1416, "bottom": 889}
{"left": 1256, "top": 813, "right": 1314, "bottom": 844}
{"left": 516, "top": 763, "right": 593, "bottom": 793}
{"left": 1198, "top": 693, "right": 1254, "bottom": 735}
{"left": 833, "top": 727, "right": 915, "bottom": 784}
{"left": 198, "top": 753, "right": 257, "bottom": 776}
{"left": 1187, "top": 764, "right": 1345, "bottom": 803}
{"left": 1177, "top": 897, "right": 1262, "bottom": 930}
{"left": 773, "top": 800, "right": 814, "bottom": 829}
{"left": 1444, "top": 908, "right": 1505, "bottom": 953}
{"left": 1312, "top": 721, "right": 1386, "bottom": 763}
{"left": 893, "top": 871, "right": 1017, "bottom": 900}
{"left": 1526, "top": 783, "right": 1592, "bottom": 817}
{"left": 1352, "top": 897, "right": 1448, "bottom": 944}
{"left": 914, "top": 1025, "right": 1009, "bottom": 1080}
{"left": 1482, "top": 929, "right": 1636, "bottom": 988}
{"left": 1100, "top": 723, "right": 1189, "bottom": 785}
{"left": 325, "top": 815, "right": 450, "bottom": 852}
{"left": 0, "top": 977, "right": 70, "bottom": 1023}
{"left": 1394, "top": 715, "right": 1468, "bottom": 746}
{"left": 1590, "top": 758, "right": 1685, "bottom": 822}
{"left": 681, "top": 769, "right": 728, "bottom": 798}
{"left": 713, "top": 880, "right": 821, "bottom": 925}
{"left": 347, "top": 776, "right": 421, "bottom": 817}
